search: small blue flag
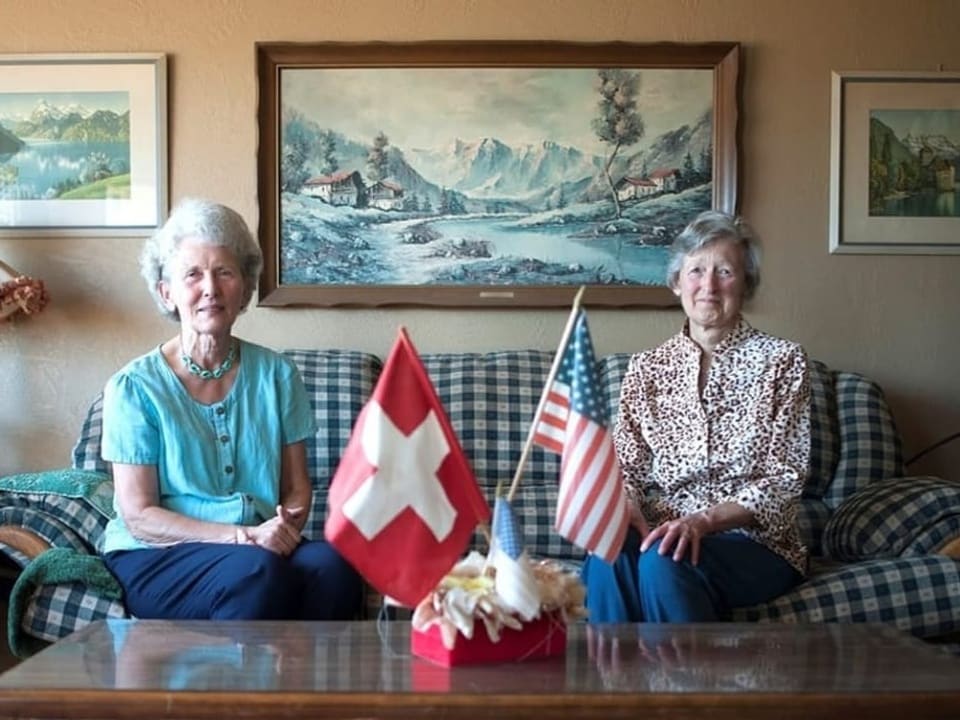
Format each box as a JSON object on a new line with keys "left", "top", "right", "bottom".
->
{"left": 493, "top": 496, "right": 525, "bottom": 560}
{"left": 491, "top": 496, "right": 541, "bottom": 620}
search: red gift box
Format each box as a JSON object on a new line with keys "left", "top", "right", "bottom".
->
{"left": 410, "top": 611, "right": 567, "bottom": 667}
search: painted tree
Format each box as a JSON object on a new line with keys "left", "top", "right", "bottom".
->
{"left": 681, "top": 151, "right": 696, "bottom": 190}
{"left": 367, "top": 131, "right": 390, "bottom": 182}
{"left": 556, "top": 185, "right": 567, "bottom": 209}
{"left": 699, "top": 146, "right": 713, "bottom": 184}
{"left": 592, "top": 69, "right": 644, "bottom": 219}
{"left": 280, "top": 111, "right": 313, "bottom": 192}
{"left": 80, "top": 152, "right": 113, "bottom": 184}
{"left": 318, "top": 130, "right": 338, "bottom": 175}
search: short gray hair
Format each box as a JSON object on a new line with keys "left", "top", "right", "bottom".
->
{"left": 666, "top": 210, "right": 761, "bottom": 299}
{"left": 140, "top": 198, "right": 263, "bottom": 321}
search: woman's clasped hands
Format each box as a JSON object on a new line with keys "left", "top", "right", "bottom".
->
{"left": 235, "top": 506, "right": 303, "bottom": 556}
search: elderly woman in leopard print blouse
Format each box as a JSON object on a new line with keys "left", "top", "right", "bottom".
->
{"left": 583, "top": 210, "right": 810, "bottom": 623}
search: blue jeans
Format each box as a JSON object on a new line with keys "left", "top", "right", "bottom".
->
{"left": 104, "top": 540, "right": 363, "bottom": 621}
{"left": 582, "top": 527, "right": 803, "bottom": 622}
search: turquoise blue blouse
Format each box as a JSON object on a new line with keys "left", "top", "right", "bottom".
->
{"left": 100, "top": 340, "right": 316, "bottom": 553}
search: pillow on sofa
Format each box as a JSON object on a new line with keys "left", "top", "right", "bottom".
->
{"left": 0, "top": 470, "right": 115, "bottom": 559}
{"left": 822, "top": 476, "right": 960, "bottom": 561}
{"left": 0, "top": 469, "right": 114, "bottom": 519}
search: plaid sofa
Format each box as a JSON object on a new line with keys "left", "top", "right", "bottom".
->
{"left": 1, "top": 350, "right": 959, "bottom": 656}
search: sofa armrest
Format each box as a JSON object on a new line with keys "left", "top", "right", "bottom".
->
{"left": 0, "top": 506, "right": 95, "bottom": 573}
{"left": 937, "top": 537, "right": 960, "bottom": 559}
{"left": 0, "top": 470, "right": 114, "bottom": 555}
{"left": 0, "top": 526, "right": 51, "bottom": 560}
{"left": 822, "top": 476, "right": 960, "bottom": 561}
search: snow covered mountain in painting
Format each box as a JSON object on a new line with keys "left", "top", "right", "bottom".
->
{"left": 407, "top": 138, "right": 601, "bottom": 198}
{"left": 901, "top": 133, "right": 960, "bottom": 160}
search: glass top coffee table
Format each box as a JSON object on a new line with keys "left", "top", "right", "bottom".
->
{"left": 0, "top": 620, "right": 956, "bottom": 719}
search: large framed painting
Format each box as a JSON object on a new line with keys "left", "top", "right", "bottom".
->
{"left": 830, "top": 70, "right": 960, "bottom": 254}
{"left": 0, "top": 53, "right": 167, "bottom": 237}
{"left": 256, "top": 41, "right": 740, "bottom": 307}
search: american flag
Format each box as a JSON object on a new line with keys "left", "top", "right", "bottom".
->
{"left": 532, "top": 309, "right": 628, "bottom": 563}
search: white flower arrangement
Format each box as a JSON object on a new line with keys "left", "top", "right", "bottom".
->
{"left": 411, "top": 551, "right": 586, "bottom": 650}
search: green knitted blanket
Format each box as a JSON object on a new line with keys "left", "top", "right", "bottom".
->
{"left": 7, "top": 547, "right": 123, "bottom": 658}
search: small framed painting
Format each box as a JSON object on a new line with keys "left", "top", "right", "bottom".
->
{"left": 829, "top": 70, "right": 960, "bottom": 254}
{"left": 256, "top": 41, "right": 740, "bottom": 307}
{"left": 0, "top": 53, "right": 167, "bottom": 236}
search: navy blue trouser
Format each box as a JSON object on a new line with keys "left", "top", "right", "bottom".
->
{"left": 104, "top": 540, "right": 363, "bottom": 621}
{"left": 581, "top": 528, "right": 803, "bottom": 622}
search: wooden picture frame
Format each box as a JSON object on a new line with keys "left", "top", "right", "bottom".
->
{"left": 829, "top": 70, "right": 960, "bottom": 255}
{"left": 0, "top": 53, "right": 167, "bottom": 236}
{"left": 256, "top": 41, "right": 740, "bottom": 307}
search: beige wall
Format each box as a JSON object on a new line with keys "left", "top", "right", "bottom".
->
{"left": 1, "top": 0, "right": 958, "bottom": 481}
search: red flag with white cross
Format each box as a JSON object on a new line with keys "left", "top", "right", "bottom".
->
{"left": 324, "top": 328, "right": 490, "bottom": 608}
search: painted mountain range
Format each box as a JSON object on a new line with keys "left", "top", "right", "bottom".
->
{"left": 288, "top": 107, "right": 711, "bottom": 211}
{"left": 0, "top": 99, "right": 129, "bottom": 143}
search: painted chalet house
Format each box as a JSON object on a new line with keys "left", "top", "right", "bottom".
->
{"left": 615, "top": 167, "right": 680, "bottom": 203}
{"left": 615, "top": 176, "right": 658, "bottom": 202}
{"left": 649, "top": 167, "right": 679, "bottom": 193}
{"left": 367, "top": 179, "right": 404, "bottom": 210}
{"left": 301, "top": 170, "right": 365, "bottom": 206}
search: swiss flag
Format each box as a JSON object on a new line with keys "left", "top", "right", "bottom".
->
{"left": 324, "top": 328, "right": 490, "bottom": 608}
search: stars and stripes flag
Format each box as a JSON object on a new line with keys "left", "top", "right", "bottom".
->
{"left": 532, "top": 308, "right": 629, "bottom": 563}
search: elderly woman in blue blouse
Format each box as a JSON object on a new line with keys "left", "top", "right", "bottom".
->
{"left": 583, "top": 210, "right": 810, "bottom": 623}
{"left": 100, "top": 198, "right": 362, "bottom": 621}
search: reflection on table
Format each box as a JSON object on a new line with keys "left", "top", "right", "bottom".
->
{"left": 0, "top": 619, "right": 954, "bottom": 696}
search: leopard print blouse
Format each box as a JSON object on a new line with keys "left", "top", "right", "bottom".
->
{"left": 615, "top": 317, "right": 810, "bottom": 573}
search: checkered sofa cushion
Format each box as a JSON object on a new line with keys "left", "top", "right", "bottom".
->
{"left": 823, "top": 476, "right": 960, "bottom": 560}
{"left": 733, "top": 555, "right": 960, "bottom": 638}
{"left": 823, "top": 372, "right": 904, "bottom": 507}
{"left": 421, "top": 351, "right": 575, "bottom": 560}
{"left": 22, "top": 583, "right": 127, "bottom": 644}
{"left": 795, "top": 361, "right": 906, "bottom": 556}
{"left": 71, "top": 393, "right": 109, "bottom": 475}
{"left": 805, "top": 361, "right": 840, "bottom": 498}
{"left": 283, "top": 350, "right": 382, "bottom": 541}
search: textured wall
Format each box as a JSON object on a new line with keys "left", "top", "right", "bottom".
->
{"left": 1, "top": 0, "right": 958, "bottom": 480}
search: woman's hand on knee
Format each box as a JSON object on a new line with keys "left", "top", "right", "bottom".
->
{"left": 640, "top": 513, "right": 712, "bottom": 565}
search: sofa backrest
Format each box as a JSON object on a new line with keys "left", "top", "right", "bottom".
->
{"left": 417, "top": 351, "right": 630, "bottom": 560}
{"left": 282, "top": 350, "right": 383, "bottom": 533}
{"left": 798, "top": 360, "right": 904, "bottom": 554}
{"left": 71, "top": 350, "right": 903, "bottom": 562}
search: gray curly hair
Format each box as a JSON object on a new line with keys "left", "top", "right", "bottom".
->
{"left": 665, "top": 210, "right": 761, "bottom": 300}
{"left": 140, "top": 198, "right": 263, "bottom": 321}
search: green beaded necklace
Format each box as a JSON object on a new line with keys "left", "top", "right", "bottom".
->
{"left": 181, "top": 340, "right": 237, "bottom": 380}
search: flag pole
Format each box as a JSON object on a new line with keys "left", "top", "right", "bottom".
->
{"left": 503, "top": 286, "right": 586, "bottom": 503}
